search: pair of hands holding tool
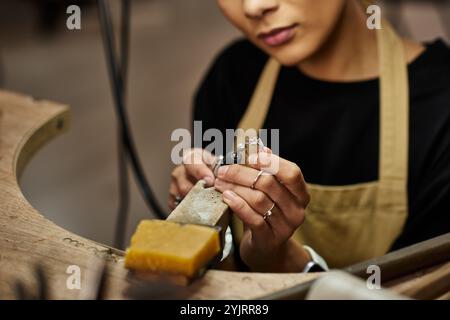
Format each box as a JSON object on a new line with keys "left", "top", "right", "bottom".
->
{"left": 169, "top": 148, "right": 312, "bottom": 272}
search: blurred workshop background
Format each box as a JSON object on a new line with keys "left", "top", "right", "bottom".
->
{"left": 0, "top": 0, "right": 449, "bottom": 248}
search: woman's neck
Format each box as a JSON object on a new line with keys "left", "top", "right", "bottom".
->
{"left": 298, "top": 0, "right": 379, "bottom": 82}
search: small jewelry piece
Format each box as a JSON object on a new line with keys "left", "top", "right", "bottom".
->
{"left": 263, "top": 203, "right": 276, "bottom": 220}
{"left": 212, "top": 155, "right": 224, "bottom": 177}
{"left": 247, "top": 137, "right": 265, "bottom": 148}
{"left": 174, "top": 196, "right": 182, "bottom": 207}
{"left": 251, "top": 170, "right": 265, "bottom": 189}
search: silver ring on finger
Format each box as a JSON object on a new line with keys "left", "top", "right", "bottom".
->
{"left": 251, "top": 170, "right": 265, "bottom": 189}
{"left": 263, "top": 202, "right": 276, "bottom": 221}
{"left": 212, "top": 155, "right": 224, "bottom": 177}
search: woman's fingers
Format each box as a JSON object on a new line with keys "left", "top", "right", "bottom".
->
{"left": 183, "top": 148, "right": 215, "bottom": 186}
{"left": 215, "top": 178, "right": 273, "bottom": 214}
{"left": 216, "top": 165, "right": 306, "bottom": 228}
{"left": 217, "top": 165, "right": 261, "bottom": 189}
{"left": 169, "top": 148, "right": 218, "bottom": 210}
{"left": 216, "top": 184, "right": 294, "bottom": 246}
{"left": 248, "top": 153, "right": 310, "bottom": 206}
{"left": 171, "top": 165, "right": 195, "bottom": 198}
{"left": 222, "top": 190, "right": 272, "bottom": 236}
{"left": 216, "top": 178, "right": 300, "bottom": 239}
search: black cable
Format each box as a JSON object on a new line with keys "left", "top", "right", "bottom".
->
{"left": 97, "top": 0, "right": 167, "bottom": 224}
{"left": 113, "top": 0, "right": 131, "bottom": 250}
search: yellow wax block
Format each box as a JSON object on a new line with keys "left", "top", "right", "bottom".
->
{"left": 125, "top": 220, "right": 221, "bottom": 277}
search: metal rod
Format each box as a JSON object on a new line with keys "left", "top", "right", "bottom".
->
{"left": 260, "top": 233, "right": 450, "bottom": 300}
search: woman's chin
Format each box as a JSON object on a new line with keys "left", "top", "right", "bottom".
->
{"left": 270, "top": 52, "right": 307, "bottom": 67}
{"left": 266, "top": 44, "right": 316, "bottom": 67}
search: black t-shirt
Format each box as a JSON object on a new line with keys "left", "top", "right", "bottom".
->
{"left": 193, "top": 38, "right": 450, "bottom": 251}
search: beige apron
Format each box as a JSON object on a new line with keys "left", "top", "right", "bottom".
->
{"left": 232, "top": 19, "right": 409, "bottom": 268}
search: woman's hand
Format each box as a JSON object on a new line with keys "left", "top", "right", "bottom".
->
{"left": 168, "top": 148, "right": 216, "bottom": 210}
{"left": 214, "top": 151, "right": 311, "bottom": 272}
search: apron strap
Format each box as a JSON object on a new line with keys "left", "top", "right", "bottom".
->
{"left": 377, "top": 21, "right": 409, "bottom": 185}
{"left": 238, "top": 58, "right": 281, "bottom": 132}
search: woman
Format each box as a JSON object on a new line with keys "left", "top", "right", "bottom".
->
{"left": 169, "top": 0, "right": 450, "bottom": 272}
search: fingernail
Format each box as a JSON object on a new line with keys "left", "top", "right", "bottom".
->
{"left": 223, "top": 190, "right": 237, "bottom": 202}
{"left": 203, "top": 176, "right": 214, "bottom": 186}
{"left": 248, "top": 154, "right": 258, "bottom": 165}
{"left": 214, "top": 178, "right": 223, "bottom": 187}
{"left": 217, "top": 166, "right": 229, "bottom": 178}
{"left": 259, "top": 153, "right": 271, "bottom": 166}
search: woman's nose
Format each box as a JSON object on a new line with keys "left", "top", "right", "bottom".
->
{"left": 243, "top": 0, "right": 279, "bottom": 19}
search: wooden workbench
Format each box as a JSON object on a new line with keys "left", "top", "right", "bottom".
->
{"left": 1, "top": 90, "right": 448, "bottom": 300}
{"left": 0, "top": 90, "right": 319, "bottom": 299}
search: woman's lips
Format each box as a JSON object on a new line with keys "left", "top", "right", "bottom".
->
{"left": 258, "top": 24, "right": 298, "bottom": 47}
